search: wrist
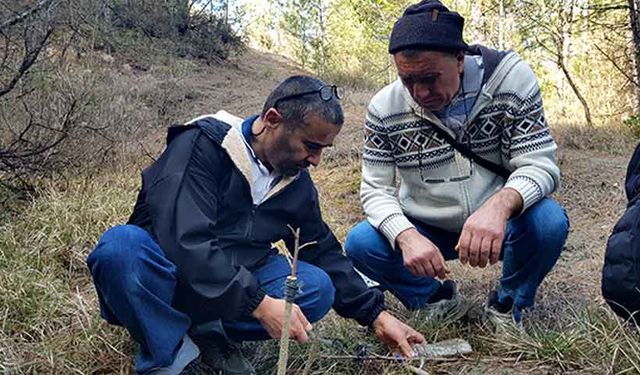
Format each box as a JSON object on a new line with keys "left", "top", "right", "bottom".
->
{"left": 252, "top": 294, "right": 271, "bottom": 320}
{"left": 491, "top": 188, "right": 523, "bottom": 219}
{"left": 395, "top": 228, "right": 417, "bottom": 250}
{"left": 373, "top": 310, "right": 391, "bottom": 329}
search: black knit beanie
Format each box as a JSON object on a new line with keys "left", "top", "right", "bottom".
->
{"left": 389, "top": 0, "right": 468, "bottom": 54}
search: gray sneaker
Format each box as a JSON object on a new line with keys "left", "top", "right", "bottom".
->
{"left": 199, "top": 339, "right": 256, "bottom": 375}
{"left": 180, "top": 356, "right": 215, "bottom": 375}
{"left": 483, "top": 289, "right": 525, "bottom": 335}
{"left": 421, "top": 280, "right": 471, "bottom": 324}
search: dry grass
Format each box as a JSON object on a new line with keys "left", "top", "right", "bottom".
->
{"left": 2, "top": 124, "right": 639, "bottom": 374}
{"left": 2, "top": 49, "right": 640, "bottom": 374}
{"left": 0, "top": 172, "right": 139, "bottom": 374}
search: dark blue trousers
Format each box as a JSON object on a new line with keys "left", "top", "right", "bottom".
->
{"left": 87, "top": 224, "right": 335, "bottom": 374}
{"left": 344, "top": 198, "right": 569, "bottom": 318}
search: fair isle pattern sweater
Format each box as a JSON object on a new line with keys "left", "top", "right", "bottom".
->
{"left": 361, "top": 49, "right": 561, "bottom": 245}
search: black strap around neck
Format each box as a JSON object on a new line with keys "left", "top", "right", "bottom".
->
{"left": 427, "top": 122, "right": 512, "bottom": 179}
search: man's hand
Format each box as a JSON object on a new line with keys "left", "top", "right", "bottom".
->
{"left": 252, "top": 295, "right": 313, "bottom": 344}
{"left": 396, "top": 228, "right": 449, "bottom": 278}
{"left": 456, "top": 188, "right": 523, "bottom": 268}
{"left": 373, "top": 311, "right": 425, "bottom": 358}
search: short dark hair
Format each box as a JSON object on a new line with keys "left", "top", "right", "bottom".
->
{"left": 261, "top": 75, "right": 344, "bottom": 127}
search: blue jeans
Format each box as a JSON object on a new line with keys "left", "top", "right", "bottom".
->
{"left": 87, "top": 225, "right": 335, "bottom": 374}
{"left": 344, "top": 198, "right": 569, "bottom": 314}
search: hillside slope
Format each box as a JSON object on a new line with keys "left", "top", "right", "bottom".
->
{"left": 1, "top": 47, "right": 638, "bottom": 374}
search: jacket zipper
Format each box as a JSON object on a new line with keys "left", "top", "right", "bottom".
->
{"left": 244, "top": 204, "right": 256, "bottom": 239}
{"left": 244, "top": 181, "right": 292, "bottom": 240}
{"left": 454, "top": 151, "right": 472, "bottom": 226}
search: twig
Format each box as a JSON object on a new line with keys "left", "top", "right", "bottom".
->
{"left": 0, "top": 0, "right": 54, "bottom": 29}
{"left": 406, "top": 364, "right": 431, "bottom": 375}
{"left": 276, "top": 226, "right": 315, "bottom": 375}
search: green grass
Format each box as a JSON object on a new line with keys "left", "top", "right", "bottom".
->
{"left": 0, "top": 173, "right": 139, "bottom": 374}
{"left": 1, "top": 128, "right": 640, "bottom": 373}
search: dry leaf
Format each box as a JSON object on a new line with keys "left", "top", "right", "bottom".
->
{"left": 271, "top": 239, "right": 293, "bottom": 268}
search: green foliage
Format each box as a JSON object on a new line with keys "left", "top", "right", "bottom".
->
{"left": 244, "top": 0, "right": 636, "bottom": 126}
{"left": 275, "top": 0, "right": 331, "bottom": 73}
{"left": 625, "top": 114, "right": 640, "bottom": 137}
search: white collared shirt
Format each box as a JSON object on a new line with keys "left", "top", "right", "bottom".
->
{"left": 238, "top": 121, "right": 282, "bottom": 205}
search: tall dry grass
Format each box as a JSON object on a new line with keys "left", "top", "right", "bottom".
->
{"left": 2, "top": 151, "right": 640, "bottom": 373}
{"left": 0, "top": 173, "right": 138, "bottom": 374}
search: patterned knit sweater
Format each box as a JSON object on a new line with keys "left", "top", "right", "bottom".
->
{"left": 361, "top": 50, "right": 560, "bottom": 245}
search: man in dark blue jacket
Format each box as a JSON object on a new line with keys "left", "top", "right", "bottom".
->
{"left": 87, "top": 75, "right": 425, "bottom": 374}
{"left": 602, "top": 143, "right": 640, "bottom": 323}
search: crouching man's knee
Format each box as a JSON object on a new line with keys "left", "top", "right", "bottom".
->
{"left": 87, "top": 224, "right": 176, "bottom": 298}
{"left": 344, "top": 221, "right": 387, "bottom": 264}
{"left": 518, "top": 198, "right": 569, "bottom": 252}
{"left": 297, "top": 265, "right": 336, "bottom": 323}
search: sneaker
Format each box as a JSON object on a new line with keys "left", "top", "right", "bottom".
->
{"left": 483, "top": 289, "right": 525, "bottom": 335}
{"left": 180, "top": 356, "right": 215, "bottom": 375}
{"left": 420, "top": 280, "right": 470, "bottom": 324}
{"left": 198, "top": 339, "right": 256, "bottom": 375}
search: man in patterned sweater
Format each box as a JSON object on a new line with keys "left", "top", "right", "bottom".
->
{"left": 344, "top": 0, "right": 569, "bottom": 328}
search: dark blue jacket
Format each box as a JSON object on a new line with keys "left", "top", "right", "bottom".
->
{"left": 128, "top": 116, "right": 385, "bottom": 326}
{"left": 602, "top": 143, "right": 640, "bottom": 320}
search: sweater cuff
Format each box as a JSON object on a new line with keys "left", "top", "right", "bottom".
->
{"left": 378, "top": 213, "right": 416, "bottom": 249}
{"left": 504, "top": 175, "right": 544, "bottom": 212}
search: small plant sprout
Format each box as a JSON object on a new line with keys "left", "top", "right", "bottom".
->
{"left": 273, "top": 225, "right": 316, "bottom": 375}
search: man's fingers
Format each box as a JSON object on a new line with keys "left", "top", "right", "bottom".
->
{"left": 294, "top": 305, "right": 312, "bottom": 331}
{"left": 423, "top": 262, "right": 436, "bottom": 278}
{"left": 290, "top": 317, "right": 309, "bottom": 344}
{"left": 437, "top": 251, "right": 450, "bottom": 276}
{"left": 407, "top": 260, "right": 428, "bottom": 277}
{"left": 397, "top": 338, "right": 415, "bottom": 358}
{"left": 478, "top": 237, "right": 491, "bottom": 268}
{"left": 457, "top": 231, "right": 471, "bottom": 264}
{"left": 408, "top": 329, "right": 426, "bottom": 344}
{"left": 287, "top": 306, "right": 311, "bottom": 344}
{"left": 468, "top": 234, "right": 482, "bottom": 267}
{"left": 490, "top": 238, "right": 501, "bottom": 265}
{"left": 294, "top": 326, "right": 309, "bottom": 344}
{"left": 432, "top": 259, "right": 446, "bottom": 279}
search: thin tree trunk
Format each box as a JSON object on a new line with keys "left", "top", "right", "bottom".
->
{"left": 558, "top": 57, "right": 593, "bottom": 127}
{"left": 629, "top": 0, "right": 640, "bottom": 110}
{"left": 498, "top": 0, "right": 505, "bottom": 49}
{"left": 224, "top": 0, "right": 229, "bottom": 25}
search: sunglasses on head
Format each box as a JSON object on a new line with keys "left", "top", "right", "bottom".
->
{"left": 274, "top": 85, "right": 344, "bottom": 108}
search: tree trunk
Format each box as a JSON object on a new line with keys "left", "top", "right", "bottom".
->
{"left": 471, "top": 0, "right": 485, "bottom": 43}
{"left": 558, "top": 57, "right": 593, "bottom": 127}
{"left": 498, "top": 0, "right": 505, "bottom": 49}
{"left": 629, "top": 0, "right": 640, "bottom": 110}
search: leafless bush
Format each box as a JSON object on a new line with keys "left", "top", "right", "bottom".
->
{"left": 0, "top": 0, "right": 69, "bottom": 187}
{"left": 0, "top": 0, "right": 244, "bottom": 191}
{"left": 80, "top": 0, "right": 244, "bottom": 64}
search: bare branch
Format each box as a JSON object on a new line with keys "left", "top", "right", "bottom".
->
{"left": 0, "top": 0, "right": 55, "bottom": 30}
{"left": 593, "top": 44, "right": 639, "bottom": 88}
{"left": 0, "top": 27, "right": 53, "bottom": 98}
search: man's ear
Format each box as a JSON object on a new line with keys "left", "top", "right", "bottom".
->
{"left": 262, "top": 108, "right": 283, "bottom": 129}
{"left": 456, "top": 51, "right": 465, "bottom": 74}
